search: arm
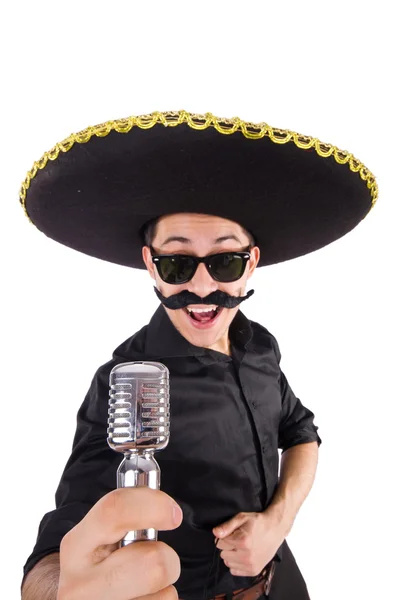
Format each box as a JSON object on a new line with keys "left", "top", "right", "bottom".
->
{"left": 21, "top": 553, "right": 60, "bottom": 600}
{"left": 267, "top": 441, "right": 319, "bottom": 535}
{"left": 21, "top": 363, "right": 117, "bottom": 596}
{"left": 269, "top": 334, "right": 321, "bottom": 534}
{"left": 213, "top": 442, "right": 319, "bottom": 576}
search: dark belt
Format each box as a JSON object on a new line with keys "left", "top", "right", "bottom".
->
{"left": 180, "top": 560, "right": 277, "bottom": 600}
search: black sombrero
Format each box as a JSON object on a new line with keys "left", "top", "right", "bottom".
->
{"left": 19, "top": 110, "right": 378, "bottom": 268}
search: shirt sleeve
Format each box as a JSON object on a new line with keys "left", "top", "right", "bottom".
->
{"left": 269, "top": 334, "right": 322, "bottom": 454}
{"left": 22, "top": 360, "right": 120, "bottom": 587}
{"left": 278, "top": 369, "right": 322, "bottom": 453}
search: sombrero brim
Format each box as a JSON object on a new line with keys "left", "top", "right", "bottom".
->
{"left": 20, "top": 110, "right": 377, "bottom": 268}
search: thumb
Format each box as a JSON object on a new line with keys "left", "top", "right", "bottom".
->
{"left": 213, "top": 513, "right": 247, "bottom": 538}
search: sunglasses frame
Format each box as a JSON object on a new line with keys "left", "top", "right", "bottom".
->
{"left": 150, "top": 245, "right": 252, "bottom": 284}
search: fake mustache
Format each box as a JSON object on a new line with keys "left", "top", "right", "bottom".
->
{"left": 153, "top": 286, "right": 255, "bottom": 310}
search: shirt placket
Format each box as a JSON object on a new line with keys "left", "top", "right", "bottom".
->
{"left": 229, "top": 349, "right": 269, "bottom": 506}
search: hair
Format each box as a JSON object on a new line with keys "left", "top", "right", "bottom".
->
{"left": 141, "top": 215, "right": 256, "bottom": 248}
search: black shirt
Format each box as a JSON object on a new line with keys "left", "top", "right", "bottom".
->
{"left": 22, "top": 305, "right": 322, "bottom": 599}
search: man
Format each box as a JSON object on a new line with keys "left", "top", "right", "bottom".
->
{"left": 19, "top": 110, "right": 377, "bottom": 600}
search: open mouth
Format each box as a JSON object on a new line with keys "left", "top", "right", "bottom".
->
{"left": 183, "top": 305, "right": 223, "bottom": 326}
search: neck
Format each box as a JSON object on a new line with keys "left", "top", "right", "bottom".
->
{"left": 206, "top": 336, "right": 231, "bottom": 356}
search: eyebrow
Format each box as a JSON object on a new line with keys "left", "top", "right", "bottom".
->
{"left": 161, "top": 234, "right": 243, "bottom": 246}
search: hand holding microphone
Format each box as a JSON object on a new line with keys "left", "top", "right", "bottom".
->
{"left": 56, "top": 487, "right": 182, "bottom": 600}
{"left": 55, "top": 362, "right": 181, "bottom": 600}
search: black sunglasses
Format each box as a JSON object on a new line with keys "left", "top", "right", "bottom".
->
{"left": 150, "top": 246, "right": 252, "bottom": 284}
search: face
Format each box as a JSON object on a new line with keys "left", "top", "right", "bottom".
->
{"left": 142, "top": 213, "right": 260, "bottom": 355}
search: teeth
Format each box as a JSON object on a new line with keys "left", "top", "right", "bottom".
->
{"left": 186, "top": 306, "right": 217, "bottom": 313}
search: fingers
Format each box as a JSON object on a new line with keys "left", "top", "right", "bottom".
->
{"left": 93, "top": 541, "right": 181, "bottom": 599}
{"left": 61, "top": 487, "right": 182, "bottom": 571}
{"left": 220, "top": 550, "right": 246, "bottom": 571}
{"left": 216, "top": 536, "right": 243, "bottom": 550}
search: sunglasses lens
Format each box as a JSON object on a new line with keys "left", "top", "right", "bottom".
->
{"left": 157, "top": 256, "right": 195, "bottom": 284}
{"left": 210, "top": 254, "right": 245, "bottom": 282}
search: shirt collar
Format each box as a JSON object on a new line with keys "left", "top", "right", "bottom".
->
{"left": 144, "top": 304, "right": 253, "bottom": 361}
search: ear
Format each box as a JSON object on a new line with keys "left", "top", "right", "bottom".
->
{"left": 142, "top": 246, "right": 156, "bottom": 280}
{"left": 247, "top": 246, "right": 260, "bottom": 279}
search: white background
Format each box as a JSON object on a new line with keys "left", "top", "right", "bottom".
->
{"left": 1, "top": 1, "right": 396, "bottom": 598}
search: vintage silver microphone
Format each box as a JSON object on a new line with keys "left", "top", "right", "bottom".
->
{"left": 107, "top": 361, "right": 170, "bottom": 546}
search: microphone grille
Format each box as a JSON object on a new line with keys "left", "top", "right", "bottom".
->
{"left": 107, "top": 361, "right": 170, "bottom": 453}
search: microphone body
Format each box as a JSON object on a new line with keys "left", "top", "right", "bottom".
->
{"left": 107, "top": 361, "right": 170, "bottom": 546}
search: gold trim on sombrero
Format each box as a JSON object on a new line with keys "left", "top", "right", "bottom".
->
{"left": 19, "top": 109, "right": 378, "bottom": 221}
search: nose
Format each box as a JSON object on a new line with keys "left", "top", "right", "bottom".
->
{"left": 187, "top": 262, "right": 217, "bottom": 298}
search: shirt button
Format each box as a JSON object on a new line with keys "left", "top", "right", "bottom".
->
{"left": 252, "top": 401, "right": 257, "bottom": 409}
{"left": 262, "top": 444, "right": 266, "bottom": 453}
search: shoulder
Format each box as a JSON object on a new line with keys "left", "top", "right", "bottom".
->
{"left": 90, "top": 323, "right": 150, "bottom": 387}
{"left": 248, "top": 317, "right": 282, "bottom": 364}
{"left": 113, "top": 323, "right": 148, "bottom": 360}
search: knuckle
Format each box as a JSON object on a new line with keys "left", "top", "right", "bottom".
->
{"left": 143, "top": 545, "right": 169, "bottom": 587}
{"left": 99, "top": 487, "right": 134, "bottom": 526}
{"left": 101, "top": 488, "right": 124, "bottom": 517}
{"left": 155, "top": 541, "right": 181, "bottom": 584}
{"left": 59, "top": 530, "right": 73, "bottom": 555}
{"left": 99, "top": 488, "right": 158, "bottom": 527}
